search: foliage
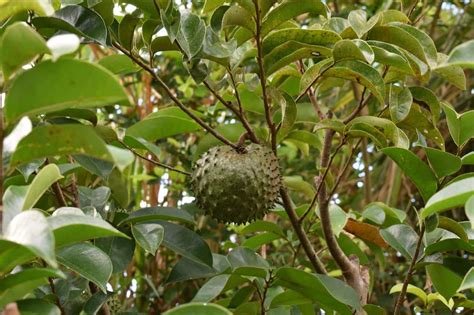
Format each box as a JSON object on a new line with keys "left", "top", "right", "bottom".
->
{"left": 0, "top": 0, "right": 473, "bottom": 314}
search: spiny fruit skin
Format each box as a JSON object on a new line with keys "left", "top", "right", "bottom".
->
{"left": 191, "top": 144, "right": 281, "bottom": 224}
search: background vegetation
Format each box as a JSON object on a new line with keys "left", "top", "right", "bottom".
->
{"left": 0, "top": 0, "right": 473, "bottom": 314}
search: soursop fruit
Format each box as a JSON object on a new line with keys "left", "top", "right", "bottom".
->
{"left": 191, "top": 144, "right": 281, "bottom": 224}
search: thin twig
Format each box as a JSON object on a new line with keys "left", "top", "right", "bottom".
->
{"left": 259, "top": 270, "right": 272, "bottom": 315}
{"left": 113, "top": 41, "right": 239, "bottom": 150}
{"left": 119, "top": 140, "right": 191, "bottom": 176}
{"left": 393, "top": 225, "right": 425, "bottom": 315}
{"left": 295, "top": 64, "right": 333, "bottom": 103}
{"left": 253, "top": 0, "right": 276, "bottom": 152}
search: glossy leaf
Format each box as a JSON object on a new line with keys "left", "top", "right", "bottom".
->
{"left": 177, "top": 13, "right": 206, "bottom": 58}
{"left": 389, "top": 86, "right": 412, "bottom": 123}
{"left": 381, "top": 147, "right": 437, "bottom": 202}
{"left": 48, "top": 214, "right": 129, "bottom": 247}
{"left": 127, "top": 107, "right": 201, "bottom": 141}
{"left": 348, "top": 10, "right": 378, "bottom": 38}
{"left": 262, "top": 29, "right": 341, "bottom": 55}
{"left": 333, "top": 39, "right": 375, "bottom": 64}
{"left": 192, "top": 274, "right": 230, "bottom": 302}
{"left": 260, "top": 0, "right": 328, "bottom": 36}
{"left": 459, "top": 267, "right": 474, "bottom": 292}
{"left": 274, "top": 267, "right": 361, "bottom": 314}
{"left": 324, "top": 60, "right": 385, "bottom": 104}
{"left": 96, "top": 236, "right": 135, "bottom": 274}
{"left": 57, "top": 243, "right": 113, "bottom": 292}
{"left": 425, "top": 147, "right": 462, "bottom": 178}
{"left": 421, "top": 177, "right": 474, "bottom": 219}
{"left": 159, "top": 221, "right": 213, "bottom": 267}
{"left": 466, "top": 196, "right": 474, "bottom": 230}
{"left": 23, "top": 164, "right": 63, "bottom": 210}
{"left": 132, "top": 223, "right": 164, "bottom": 255}
{"left": 4, "top": 59, "right": 129, "bottom": 124}
{"left": 17, "top": 299, "right": 61, "bottom": 315}
{"left": 4, "top": 210, "right": 56, "bottom": 267}
{"left": 33, "top": 5, "right": 107, "bottom": 45}
{"left": 0, "top": 22, "right": 49, "bottom": 79}
{"left": 389, "top": 283, "right": 427, "bottom": 305}
{"left": 0, "top": 0, "right": 53, "bottom": 21}
{"left": 445, "top": 40, "right": 474, "bottom": 69}
{"left": 380, "top": 224, "right": 420, "bottom": 260}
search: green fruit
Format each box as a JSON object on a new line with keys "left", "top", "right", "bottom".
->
{"left": 191, "top": 144, "right": 281, "bottom": 224}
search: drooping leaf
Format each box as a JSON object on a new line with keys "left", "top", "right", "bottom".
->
{"left": 159, "top": 221, "right": 213, "bottom": 267}
{"left": 380, "top": 224, "right": 420, "bottom": 260}
{"left": 23, "top": 164, "right": 63, "bottom": 211}
{"left": 274, "top": 267, "right": 361, "bottom": 314}
{"left": 421, "top": 177, "right": 474, "bottom": 219}
{"left": 4, "top": 59, "right": 129, "bottom": 124}
{"left": 177, "top": 13, "right": 206, "bottom": 58}
{"left": 132, "top": 223, "right": 164, "bottom": 255}
{"left": 459, "top": 267, "right": 474, "bottom": 292}
{"left": 389, "top": 86, "right": 412, "bottom": 123}
{"left": 323, "top": 60, "right": 385, "bottom": 104}
{"left": 118, "top": 14, "right": 140, "bottom": 51}
{"left": 389, "top": 284, "right": 427, "bottom": 305}
{"left": 32, "top": 5, "right": 107, "bottom": 45}
{"left": 346, "top": 117, "right": 408, "bottom": 148}
{"left": 260, "top": 0, "right": 328, "bottom": 36}
{"left": 381, "top": 147, "right": 438, "bottom": 202}
{"left": 0, "top": 22, "right": 49, "bottom": 79}
{"left": 57, "top": 243, "right": 113, "bottom": 292}
{"left": 192, "top": 274, "right": 230, "bottom": 302}
{"left": 426, "top": 264, "right": 462, "bottom": 300}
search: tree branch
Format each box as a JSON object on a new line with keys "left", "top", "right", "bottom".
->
{"left": 254, "top": 0, "right": 276, "bottom": 152}
{"left": 119, "top": 140, "right": 191, "bottom": 176}
{"left": 113, "top": 42, "right": 239, "bottom": 150}
{"left": 280, "top": 187, "right": 327, "bottom": 274}
{"left": 393, "top": 225, "right": 425, "bottom": 315}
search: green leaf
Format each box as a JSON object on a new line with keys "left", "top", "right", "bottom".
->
{"left": 389, "top": 86, "right": 412, "bottom": 123}
{"left": 4, "top": 58, "right": 129, "bottom": 124}
{"left": 299, "top": 59, "right": 333, "bottom": 94}
{"left": 0, "top": 22, "right": 49, "bottom": 79}
{"left": 228, "top": 247, "right": 269, "bottom": 269}
{"left": 277, "top": 92, "right": 297, "bottom": 140}
{"left": 324, "top": 60, "right": 385, "bottom": 104}
{"left": 192, "top": 274, "right": 230, "bottom": 302}
{"left": 434, "top": 53, "right": 466, "bottom": 90}
{"left": 0, "top": 0, "right": 53, "bottom": 22}
{"left": 4, "top": 210, "right": 56, "bottom": 267}
{"left": 222, "top": 4, "right": 255, "bottom": 34}
{"left": 444, "top": 40, "right": 474, "bottom": 69}
{"left": 381, "top": 147, "right": 437, "bottom": 202}
{"left": 409, "top": 86, "right": 440, "bottom": 123}
{"left": 126, "top": 107, "right": 201, "bottom": 142}
{"left": 274, "top": 267, "right": 361, "bottom": 314}
{"left": 0, "top": 240, "right": 36, "bottom": 275}
{"left": 462, "top": 152, "right": 474, "bottom": 166}
{"left": 164, "top": 303, "right": 232, "bottom": 315}
{"left": 177, "top": 13, "right": 206, "bottom": 58}
{"left": 96, "top": 236, "right": 135, "bottom": 274}
{"left": 57, "top": 243, "right": 112, "bottom": 292}
{"left": 317, "top": 204, "right": 347, "bottom": 237}
{"left": 261, "top": 0, "right": 328, "bottom": 36}
{"left": 160, "top": 221, "right": 213, "bottom": 267}
{"left": 426, "top": 264, "right": 462, "bottom": 299}
{"left": 389, "top": 283, "right": 427, "bottom": 305}
{"left": 368, "top": 25, "right": 429, "bottom": 67}
{"left": 421, "top": 177, "right": 474, "bottom": 219}
{"left": 270, "top": 290, "right": 312, "bottom": 307}
{"left": 167, "top": 257, "right": 217, "bottom": 283}
{"left": 438, "top": 216, "right": 468, "bottom": 242}
{"left": 262, "top": 29, "right": 341, "bottom": 55}
{"left": 9, "top": 125, "right": 113, "bottom": 167}
{"left": 17, "top": 299, "right": 61, "bottom": 315}
{"left": 242, "top": 233, "right": 280, "bottom": 250}
{"left": 203, "top": 0, "right": 226, "bottom": 13}
{"left": 23, "top": 164, "right": 63, "bottom": 210}
{"left": 346, "top": 117, "right": 408, "bottom": 148}
{"left": 425, "top": 147, "right": 462, "bottom": 178}
{"left": 132, "top": 223, "right": 164, "bottom": 255}
{"left": 348, "top": 10, "right": 378, "bottom": 38}
{"left": 32, "top": 5, "right": 107, "bottom": 45}
{"left": 0, "top": 268, "right": 65, "bottom": 308}
{"left": 368, "top": 40, "right": 413, "bottom": 74}
{"left": 380, "top": 224, "right": 420, "bottom": 260}
{"left": 459, "top": 267, "right": 474, "bottom": 292}
{"left": 119, "top": 14, "right": 140, "bottom": 51}
{"left": 48, "top": 214, "right": 129, "bottom": 247}
{"left": 333, "top": 39, "right": 375, "bottom": 64}
{"left": 466, "top": 196, "right": 474, "bottom": 230}
{"left": 240, "top": 220, "right": 284, "bottom": 237}
{"left": 120, "top": 207, "right": 194, "bottom": 225}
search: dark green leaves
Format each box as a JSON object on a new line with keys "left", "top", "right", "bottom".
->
{"left": 177, "top": 13, "right": 206, "bottom": 58}
{"left": 421, "top": 177, "right": 474, "bottom": 219}
{"left": 425, "top": 147, "right": 462, "bottom": 178}
{"left": 120, "top": 207, "right": 194, "bottom": 225}
{"left": 389, "top": 86, "right": 412, "bottom": 123}
{"left": 4, "top": 59, "right": 129, "bottom": 124}
{"left": 132, "top": 223, "right": 164, "bottom": 255}
{"left": 381, "top": 147, "right": 437, "bottom": 202}
{"left": 57, "top": 243, "right": 112, "bottom": 292}
{"left": 0, "top": 22, "right": 49, "bottom": 79}
{"left": 380, "top": 224, "right": 420, "bottom": 260}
